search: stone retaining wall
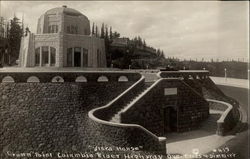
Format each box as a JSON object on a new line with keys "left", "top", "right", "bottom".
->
{"left": 121, "top": 78, "right": 209, "bottom": 135}
{"left": 0, "top": 71, "right": 141, "bottom": 83}
{"left": 207, "top": 99, "right": 239, "bottom": 136}
{"left": 89, "top": 77, "right": 167, "bottom": 154}
{"left": 0, "top": 81, "right": 133, "bottom": 158}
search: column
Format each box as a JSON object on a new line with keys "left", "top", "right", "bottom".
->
{"left": 39, "top": 48, "right": 42, "bottom": 67}
{"left": 81, "top": 48, "right": 83, "bottom": 67}
{"left": 48, "top": 47, "right": 51, "bottom": 66}
{"left": 72, "top": 47, "right": 74, "bottom": 67}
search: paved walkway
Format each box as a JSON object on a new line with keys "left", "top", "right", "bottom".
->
{"left": 166, "top": 109, "right": 235, "bottom": 157}
{"left": 167, "top": 78, "right": 248, "bottom": 158}
{"left": 210, "top": 76, "right": 248, "bottom": 89}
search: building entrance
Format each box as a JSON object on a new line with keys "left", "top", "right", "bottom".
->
{"left": 74, "top": 51, "right": 81, "bottom": 67}
{"left": 163, "top": 107, "right": 177, "bottom": 134}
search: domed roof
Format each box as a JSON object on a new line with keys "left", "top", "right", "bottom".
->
{"left": 45, "top": 6, "right": 84, "bottom": 16}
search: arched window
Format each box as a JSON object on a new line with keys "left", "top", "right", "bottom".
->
{"left": 51, "top": 76, "right": 64, "bottom": 83}
{"left": 48, "top": 25, "right": 58, "bottom": 33}
{"left": 75, "top": 76, "right": 87, "bottom": 82}
{"left": 35, "top": 48, "right": 40, "bottom": 66}
{"left": 66, "top": 25, "right": 78, "bottom": 34}
{"left": 118, "top": 76, "right": 128, "bottom": 82}
{"left": 97, "top": 49, "right": 102, "bottom": 67}
{"left": 67, "top": 48, "right": 72, "bottom": 66}
{"left": 42, "top": 46, "right": 49, "bottom": 65}
{"left": 83, "top": 48, "right": 88, "bottom": 67}
{"left": 50, "top": 47, "right": 56, "bottom": 66}
{"left": 27, "top": 76, "right": 40, "bottom": 83}
{"left": 97, "top": 76, "right": 109, "bottom": 82}
{"left": 2, "top": 76, "right": 15, "bottom": 83}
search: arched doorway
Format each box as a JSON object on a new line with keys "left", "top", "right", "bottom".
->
{"left": 163, "top": 106, "right": 177, "bottom": 134}
{"left": 74, "top": 47, "right": 81, "bottom": 67}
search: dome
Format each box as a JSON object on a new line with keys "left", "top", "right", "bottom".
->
{"left": 45, "top": 6, "right": 85, "bottom": 17}
{"left": 37, "top": 5, "right": 90, "bottom": 35}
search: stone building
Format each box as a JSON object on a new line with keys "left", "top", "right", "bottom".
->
{"left": 19, "top": 6, "right": 106, "bottom": 68}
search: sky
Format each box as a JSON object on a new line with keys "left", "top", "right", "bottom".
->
{"left": 0, "top": 1, "right": 249, "bottom": 61}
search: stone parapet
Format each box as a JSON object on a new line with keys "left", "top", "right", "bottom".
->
{"left": 0, "top": 71, "right": 141, "bottom": 83}
{"left": 88, "top": 76, "right": 167, "bottom": 154}
{"left": 158, "top": 70, "right": 209, "bottom": 80}
{"left": 207, "top": 99, "right": 239, "bottom": 136}
{"left": 121, "top": 78, "right": 209, "bottom": 134}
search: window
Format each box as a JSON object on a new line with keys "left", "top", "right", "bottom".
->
{"left": 97, "top": 49, "right": 102, "bottom": 66}
{"left": 35, "top": 48, "right": 40, "bottom": 65}
{"left": 48, "top": 25, "right": 58, "bottom": 33}
{"left": 84, "top": 29, "right": 88, "bottom": 35}
{"left": 67, "top": 26, "right": 70, "bottom": 33}
{"left": 50, "top": 47, "right": 56, "bottom": 65}
{"left": 67, "top": 48, "right": 72, "bottom": 66}
{"left": 42, "top": 46, "right": 49, "bottom": 65}
{"left": 66, "top": 25, "right": 78, "bottom": 34}
{"left": 83, "top": 48, "right": 88, "bottom": 67}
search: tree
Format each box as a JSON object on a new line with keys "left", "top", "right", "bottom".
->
{"left": 8, "top": 16, "right": 22, "bottom": 64}
{"left": 143, "top": 39, "right": 146, "bottom": 47}
{"left": 113, "top": 31, "right": 120, "bottom": 39}
{"left": 105, "top": 25, "right": 109, "bottom": 40}
{"left": 101, "top": 23, "right": 105, "bottom": 38}
{"left": 95, "top": 25, "right": 98, "bottom": 37}
{"left": 24, "top": 27, "right": 30, "bottom": 36}
{"left": 92, "top": 22, "right": 95, "bottom": 35}
{"left": 109, "top": 26, "right": 113, "bottom": 40}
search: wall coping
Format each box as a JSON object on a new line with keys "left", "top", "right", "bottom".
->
{"left": 0, "top": 71, "right": 142, "bottom": 83}
{"left": 158, "top": 70, "right": 209, "bottom": 79}
{"left": 0, "top": 70, "right": 138, "bottom": 73}
{"left": 206, "top": 99, "right": 233, "bottom": 123}
{"left": 88, "top": 76, "right": 165, "bottom": 142}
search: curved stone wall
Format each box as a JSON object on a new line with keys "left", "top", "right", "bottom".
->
{"left": 88, "top": 76, "right": 167, "bottom": 154}
{"left": 207, "top": 99, "right": 239, "bottom": 136}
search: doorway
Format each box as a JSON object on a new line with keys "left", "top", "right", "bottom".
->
{"left": 74, "top": 52, "right": 81, "bottom": 67}
{"left": 163, "top": 107, "right": 177, "bottom": 133}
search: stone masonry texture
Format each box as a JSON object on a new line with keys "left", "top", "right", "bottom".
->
{"left": 0, "top": 82, "right": 135, "bottom": 159}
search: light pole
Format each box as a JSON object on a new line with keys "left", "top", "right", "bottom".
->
{"left": 224, "top": 68, "right": 227, "bottom": 82}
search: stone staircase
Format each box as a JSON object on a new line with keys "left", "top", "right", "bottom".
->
{"left": 110, "top": 82, "right": 153, "bottom": 123}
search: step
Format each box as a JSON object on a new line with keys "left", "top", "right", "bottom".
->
{"left": 109, "top": 83, "right": 154, "bottom": 123}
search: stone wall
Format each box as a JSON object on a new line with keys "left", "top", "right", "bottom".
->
{"left": 88, "top": 119, "right": 166, "bottom": 154}
{"left": 0, "top": 82, "right": 133, "bottom": 159}
{"left": 121, "top": 78, "right": 209, "bottom": 135}
{"left": 0, "top": 71, "right": 141, "bottom": 83}
{"left": 208, "top": 100, "right": 239, "bottom": 136}
{"left": 89, "top": 77, "right": 166, "bottom": 154}
{"left": 158, "top": 70, "right": 209, "bottom": 79}
{"left": 93, "top": 77, "right": 145, "bottom": 121}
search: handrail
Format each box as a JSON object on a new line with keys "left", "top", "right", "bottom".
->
{"left": 206, "top": 99, "right": 233, "bottom": 123}
{"left": 88, "top": 76, "right": 163, "bottom": 142}
{"left": 181, "top": 80, "right": 208, "bottom": 103}
{"left": 121, "top": 78, "right": 163, "bottom": 113}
